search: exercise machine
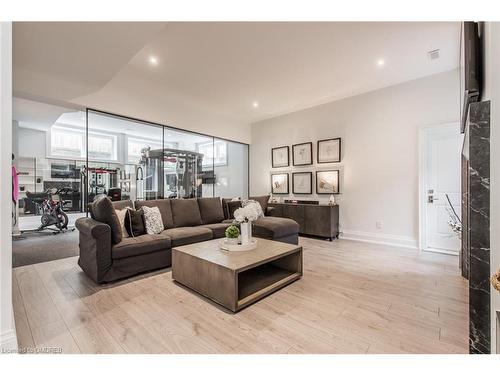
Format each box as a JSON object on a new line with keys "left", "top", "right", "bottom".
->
{"left": 139, "top": 147, "right": 204, "bottom": 199}
{"left": 21, "top": 188, "right": 75, "bottom": 235}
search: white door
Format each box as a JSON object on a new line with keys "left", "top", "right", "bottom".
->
{"left": 422, "top": 124, "right": 463, "bottom": 254}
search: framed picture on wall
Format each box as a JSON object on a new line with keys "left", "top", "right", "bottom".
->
{"left": 271, "top": 173, "right": 289, "bottom": 194}
{"left": 316, "top": 170, "right": 340, "bottom": 194}
{"left": 292, "top": 142, "right": 313, "bottom": 166}
{"left": 292, "top": 172, "right": 313, "bottom": 194}
{"left": 271, "top": 146, "right": 290, "bottom": 168}
{"left": 317, "top": 138, "right": 341, "bottom": 163}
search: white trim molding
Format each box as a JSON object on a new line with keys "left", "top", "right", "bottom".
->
{"left": 340, "top": 229, "right": 419, "bottom": 250}
{"left": 0, "top": 22, "right": 17, "bottom": 352}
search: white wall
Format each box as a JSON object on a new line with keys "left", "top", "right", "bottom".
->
{"left": 250, "top": 69, "right": 460, "bottom": 247}
{"left": 0, "top": 22, "right": 17, "bottom": 351}
{"left": 482, "top": 21, "right": 500, "bottom": 354}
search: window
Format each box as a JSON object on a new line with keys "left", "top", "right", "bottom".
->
{"left": 88, "top": 133, "right": 117, "bottom": 161}
{"left": 198, "top": 140, "right": 227, "bottom": 168}
{"left": 50, "top": 126, "right": 84, "bottom": 158}
{"left": 127, "top": 137, "right": 164, "bottom": 164}
{"left": 50, "top": 125, "right": 117, "bottom": 161}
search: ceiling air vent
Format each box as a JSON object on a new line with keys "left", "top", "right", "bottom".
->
{"left": 428, "top": 49, "right": 440, "bottom": 60}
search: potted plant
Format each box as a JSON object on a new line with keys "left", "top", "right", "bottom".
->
{"left": 224, "top": 225, "right": 240, "bottom": 245}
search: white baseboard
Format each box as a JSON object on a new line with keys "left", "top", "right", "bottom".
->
{"left": 340, "top": 229, "right": 419, "bottom": 250}
{"left": 0, "top": 329, "right": 18, "bottom": 352}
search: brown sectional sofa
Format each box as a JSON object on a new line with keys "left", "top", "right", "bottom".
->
{"left": 76, "top": 196, "right": 299, "bottom": 284}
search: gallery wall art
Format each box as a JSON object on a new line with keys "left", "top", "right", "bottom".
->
{"left": 292, "top": 142, "right": 313, "bottom": 166}
{"left": 270, "top": 138, "right": 342, "bottom": 196}
{"left": 316, "top": 170, "right": 340, "bottom": 194}
{"left": 271, "top": 146, "right": 289, "bottom": 168}
{"left": 271, "top": 173, "right": 289, "bottom": 194}
{"left": 317, "top": 138, "right": 341, "bottom": 163}
{"left": 292, "top": 172, "right": 313, "bottom": 194}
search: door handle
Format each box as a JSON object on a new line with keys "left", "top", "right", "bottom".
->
{"left": 428, "top": 195, "right": 439, "bottom": 203}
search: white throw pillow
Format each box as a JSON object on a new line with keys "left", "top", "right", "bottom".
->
{"left": 142, "top": 206, "right": 164, "bottom": 235}
{"left": 115, "top": 208, "right": 129, "bottom": 238}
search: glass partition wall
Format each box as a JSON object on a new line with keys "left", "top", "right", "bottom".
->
{"left": 14, "top": 103, "right": 87, "bottom": 217}
{"left": 85, "top": 110, "right": 248, "bottom": 209}
{"left": 13, "top": 100, "right": 247, "bottom": 226}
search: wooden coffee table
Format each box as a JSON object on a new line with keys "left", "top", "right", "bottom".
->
{"left": 171, "top": 238, "right": 303, "bottom": 312}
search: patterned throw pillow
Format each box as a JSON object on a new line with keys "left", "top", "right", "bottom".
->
{"left": 142, "top": 206, "right": 164, "bottom": 235}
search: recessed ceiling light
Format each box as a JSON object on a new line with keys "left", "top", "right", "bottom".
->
{"left": 252, "top": 101, "right": 259, "bottom": 108}
{"left": 149, "top": 56, "right": 159, "bottom": 66}
{"left": 377, "top": 59, "right": 385, "bottom": 67}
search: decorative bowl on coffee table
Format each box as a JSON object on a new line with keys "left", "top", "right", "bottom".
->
{"left": 218, "top": 238, "right": 258, "bottom": 252}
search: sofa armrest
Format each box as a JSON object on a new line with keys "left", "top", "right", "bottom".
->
{"left": 75, "top": 217, "right": 112, "bottom": 284}
{"left": 76, "top": 217, "right": 110, "bottom": 238}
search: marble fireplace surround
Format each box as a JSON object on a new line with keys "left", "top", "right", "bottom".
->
{"left": 466, "top": 100, "right": 491, "bottom": 354}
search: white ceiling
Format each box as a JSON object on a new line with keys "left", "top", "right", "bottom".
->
{"left": 13, "top": 22, "right": 460, "bottom": 128}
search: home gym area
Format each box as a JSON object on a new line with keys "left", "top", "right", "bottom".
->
{"left": 11, "top": 98, "right": 248, "bottom": 267}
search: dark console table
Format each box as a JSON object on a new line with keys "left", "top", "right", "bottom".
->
{"left": 268, "top": 203, "right": 339, "bottom": 241}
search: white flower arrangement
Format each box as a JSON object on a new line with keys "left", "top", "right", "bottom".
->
{"left": 447, "top": 218, "right": 462, "bottom": 236}
{"left": 445, "top": 194, "right": 462, "bottom": 239}
{"left": 233, "top": 200, "right": 263, "bottom": 223}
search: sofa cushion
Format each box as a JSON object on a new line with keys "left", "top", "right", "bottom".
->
{"left": 91, "top": 195, "right": 123, "bottom": 244}
{"left": 112, "top": 233, "right": 171, "bottom": 259}
{"left": 226, "top": 200, "right": 242, "bottom": 220}
{"left": 197, "top": 197, "right": 225, "bottom": 224}
{"left": 170, "top": 198, "right": 203, "bottom": 227}
{"left": 252, "top": 217, "right": 300, "bottom": 240}
{"left": 163, "top": 227, "right": 213, "bottom": 247}
{"left": 112, "top": 199, "right": 134, "bottom": 211}
{"left": 199, "top": 223, "right": 231, "bottom": 238}
{"left": 249, "top": 195, "right": 270, "bottom": 216}
{"left": 135, "top": 199, "right": 174, "bottom": 229}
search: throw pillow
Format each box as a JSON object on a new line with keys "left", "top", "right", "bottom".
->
{"left": 136, "top": 199, "right": 174, "bottom": 229}
{"left": 115, "top": 208, "right": 130, "bottom": 238}
{"left": 227, "top": 200, "right": 242, "bottom": 220}
{"left": 142, "top": 206, "right": 164, "bottom": 235}
{"left": 125, "top": 209, "right": 146, "bottom": 237}
{"left": 91, "top": 195, "right": 123, "bottom": 244}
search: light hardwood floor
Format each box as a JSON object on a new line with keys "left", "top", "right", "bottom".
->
{"left": 12, "top": 237, "right": 469, "bottom": 354}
